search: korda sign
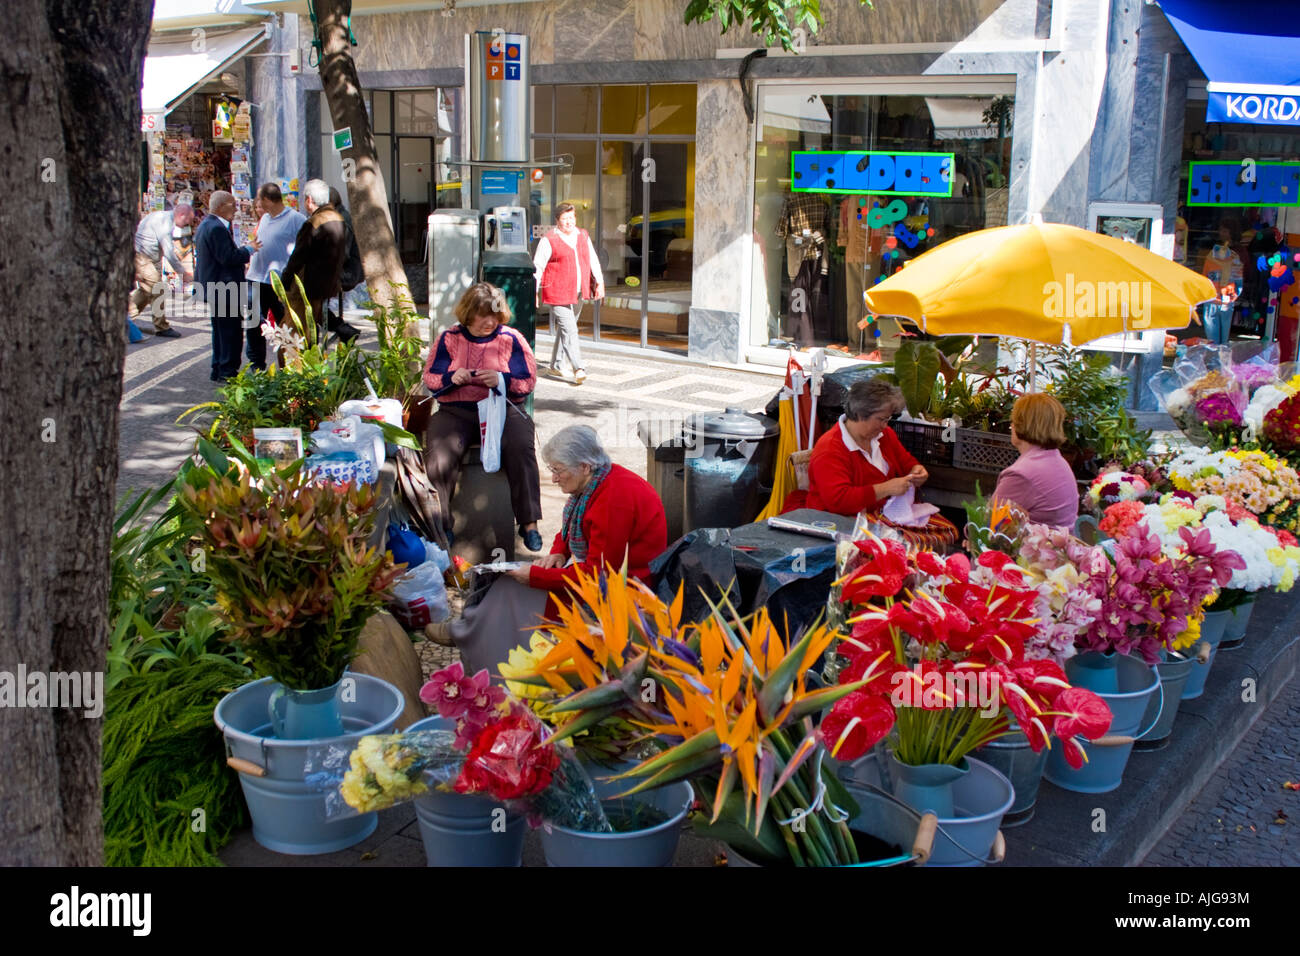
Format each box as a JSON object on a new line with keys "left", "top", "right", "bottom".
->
{"left": 1208, "top": 90, "right": 1300, "bottom": 126}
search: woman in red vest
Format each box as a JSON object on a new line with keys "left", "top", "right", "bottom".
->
{"left": 533, "top": 202, "right": 604, "bottom": 385}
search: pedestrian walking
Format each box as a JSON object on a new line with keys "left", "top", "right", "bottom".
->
{"left": 281, "top": 179, "right": 352, "bottom": 343}
{"left": 246, "top": 182, "right": 306, "bottom": 334}
{"left": 128, "top": 204, "right": 193, "bottom": 337}
{"left": 533, "top": 202, "right": 603, "bottom": 384}
{"left": 194, "top": 190, "right": 261, "bottom": 383}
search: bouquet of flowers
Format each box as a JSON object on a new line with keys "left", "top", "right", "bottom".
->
{"left": 1075, "top": 516, "right": 1242, "bottom": 663}
{"left": 1153, "top": 346, "right": 1256, "bottom": 449}
{"left": 312, "top": 662, "right": 610, "bottom": 831}
{"left": 828, "top": 535, "right": 1112, "bottom": 771}
{"left": 505, "top": 566, "right": 873, "bottom": 867}
{"left": 1263, "top": 387, "right": 1300, "bottom": 460}
{"left": 1085, "top": 470, "right": 1151, "bottom": 510}
{"left": 1167, "top": 447, "right": 1300, "bottom": 533}
{"left": 1015, "top": 523, "right": 1108, "bottom": 665}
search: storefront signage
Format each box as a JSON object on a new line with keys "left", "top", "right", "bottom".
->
{"left": 486, "top": 38, "right": 522, "bottom": 81}
{"left": 1187, "top": 160, "right": 1300, "bottom": 207}
{"left": 140, "top": 111, "right": 165, "bottom": 133}
{"left": 1207, "top": 90, "right": 1300, "bottom": 126}
{"left": 481, "top": 170, "right": 521, "bottom": 194}
{"left": 791, "top": 151, "right": 954, "bottom": 197}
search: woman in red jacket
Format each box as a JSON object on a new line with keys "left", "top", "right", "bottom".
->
{"left": 444, "top": 424, "right": 667, "bottom": 676}
{"left": 806, "top": 378, "right": 929, "bottom": 515}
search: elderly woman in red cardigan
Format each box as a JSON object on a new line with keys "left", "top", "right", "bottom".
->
{"left": 805, "top": 378, "right": 929, "bottom": 515}
{"left": 437, "top": 424, "right": 668, "bottom": 676}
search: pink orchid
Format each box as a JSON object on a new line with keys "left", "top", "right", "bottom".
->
{"left": 419, "top": 662, "right": 476, "bottom": 719}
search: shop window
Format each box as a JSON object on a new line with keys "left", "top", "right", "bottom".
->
{"left": 649, "top": 84, "right": 696, "bottom": 136}
{"left": 554, "top": 85, "right": 599, "bottom": 135}
{"left": 750, "top": 89, "right": 1014, "bottom": 355}
{"left": 373, "top": 91, "right": 392, "bottom": 134}
{"left": 601, "top": 85, "right": 647, "bottom": 137}
{"left": 534, "top": 85, "right": 554, "bottom": 134}
{"left": 396, "top": 91, "right": 441, "bottom": 135}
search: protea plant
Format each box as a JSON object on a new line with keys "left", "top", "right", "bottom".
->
{"left": 177, "top": 439, "right": 403, "bottom": 690}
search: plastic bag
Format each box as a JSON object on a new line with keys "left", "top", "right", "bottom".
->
{"left": 311, "top": 415, "right": 385, "bottom": 474}
{"left": 389, "top": 561, "right": 450, "bottom": 628}
{"left": 477, "top": 382, "right": 506, "bottom": 474}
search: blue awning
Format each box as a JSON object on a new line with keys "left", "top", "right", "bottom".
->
{"left": 1159, "top": 0, "right": 1300, "bottom": 124}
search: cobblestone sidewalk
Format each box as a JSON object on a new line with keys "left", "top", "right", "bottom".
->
{"left": 1141, "top": 672, "right": 1300, "bottom": 866}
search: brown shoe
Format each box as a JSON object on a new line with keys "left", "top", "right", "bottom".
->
{"left": 424, "top": 620, "right": 455, "bottom": 647}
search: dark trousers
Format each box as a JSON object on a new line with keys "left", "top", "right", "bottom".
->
{"left": 210, "top": 311, "right": 266, "bottom": 380}
{"left": 423, "top": 402, "right": 542, "bottom": 530}
{"left": 258, "top": 282, "right": 287, "bottom": 325}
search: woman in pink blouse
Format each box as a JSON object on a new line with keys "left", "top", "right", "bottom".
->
{"left": 993, "top": 393, "right": 1080, "bottom": 529}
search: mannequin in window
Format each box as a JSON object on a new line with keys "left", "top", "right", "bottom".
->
{"left": 775, "top": 192, "right": 830, "bottom": 347}
{"left": 836, "top": 196, "right": 887, "bottom": 353}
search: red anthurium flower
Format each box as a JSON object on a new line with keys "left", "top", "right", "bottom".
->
{"left": 915, "top": 551, "right": 946, "bottom": 577}
{"left": 1013, "top": 659, "right": 1071, "bottom": 703}
{"left": 820, "top": 691, "right": 896, "bottom": 760}
{"left": 944, "top": 552, "right": 971, "bottom": 582}
{"left": 1060, "top": 735, "right": 1089, "bottom": 770}
{"left": 1052, "top": 687, "right": 1113, "bottom": 740}
{"left": 843, "top": 539, "right": 910, "bottom": 602}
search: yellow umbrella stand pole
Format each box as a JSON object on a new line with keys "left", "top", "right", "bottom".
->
{"left": 757, "top": 396, "right": 797, "bottom": 521}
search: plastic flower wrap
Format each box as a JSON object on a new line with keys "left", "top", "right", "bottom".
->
{"left": 1153, "top": 345, "right": 1260, "bottom": 449}
{"left": 1264, "top": 390, "right": 1300, "bottom": 459}
{"left": 307, "top": 663, "right": 612, "bottom": 831}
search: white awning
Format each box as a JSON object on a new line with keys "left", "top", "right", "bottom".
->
{"left": 924, "top": 97, "right": 996, "bottom": 140}
{"left": 141, "top": 25, "right": 267, "bottom": 116}
{"left": 760, "top": 92, "right": 832, "bottom": 135}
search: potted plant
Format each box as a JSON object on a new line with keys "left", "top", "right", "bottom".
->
{"left": 503, "top": 568, "right": 888, "bottom": 867}
{"left": 181, "top": 441, "right": 403, "bottom": 732}
{"left": 830, "top": 534, "right": 1112, "bottom": 836}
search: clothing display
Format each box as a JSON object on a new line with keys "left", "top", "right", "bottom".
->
{"left": 777, "top": 194, "right": 831, "bottom": 345}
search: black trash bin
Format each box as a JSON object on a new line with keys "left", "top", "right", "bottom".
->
{"left": 637, "top": 420, "right": 685, "bottom": 544}
{"left": 682, "top": 408, "right": 780, "bottom": 533}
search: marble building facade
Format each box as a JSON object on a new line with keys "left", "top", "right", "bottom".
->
{"left": 240, "top": 0, "right": 1199, "bottom": 376}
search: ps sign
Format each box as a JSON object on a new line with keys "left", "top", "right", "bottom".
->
{"left": 791, "top": 151, "right": 954, "bottom": 197}
{"left": 1208, "top": 90, "right": 1300, "bottom": 126}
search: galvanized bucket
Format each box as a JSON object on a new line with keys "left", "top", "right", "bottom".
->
{"left": 215, "top": 674, "right": 404, "bottom": 855}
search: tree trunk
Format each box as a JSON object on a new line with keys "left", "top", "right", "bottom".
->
{"left": 315, "top": 0, "right": 417, "bottom": 318}
{"left": 0, "top": 0, "right": 152, "bottom": 865}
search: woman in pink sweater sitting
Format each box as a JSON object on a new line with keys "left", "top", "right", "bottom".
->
{"left": 993, "top": 393, "right": 1080, "bottom": 529}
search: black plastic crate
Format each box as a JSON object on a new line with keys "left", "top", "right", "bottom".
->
{"left": 893, "top": 419, "right": 954, "bottom": 467}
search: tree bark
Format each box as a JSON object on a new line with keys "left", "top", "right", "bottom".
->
{"left": 0, "top": 0, "right": 152, "bottom": 865}
{"left": 314, "top": 0, "right": 417, "bottom": 318}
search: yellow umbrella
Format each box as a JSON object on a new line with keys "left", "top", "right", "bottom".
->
{"left": 865, "top": 222, "right": 1217, "bottom": 345}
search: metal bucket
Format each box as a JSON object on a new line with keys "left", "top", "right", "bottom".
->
{"left": 214, "top": 674, "right": 404, "bottom": 855}
{"left": 1044, "top": 654, "right": 1161, "bottom": 794}
{"left": 975, "top": 729, "right": 1049, "bottom": 826}
{"left": 539, "top": 781, "right": 693, "bottom": 867}
{"left": 407, "top": 716, "right": 526, "bottom": 867}
{"left": 1182, "top": 609, "right": 1229, "bottom": 700}
{"left": 1133, "top": 650, "right": 1196, "bottom": 751}
{"left": 842, "top": 753, "right": 1012, "bottom": 867}
{"left": 1219, "top": 599, "right": 1255, "bottom": 650}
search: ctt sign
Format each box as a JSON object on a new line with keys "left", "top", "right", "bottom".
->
{"left": 1208, "top": 89, "right": 1300, "bottom": 126}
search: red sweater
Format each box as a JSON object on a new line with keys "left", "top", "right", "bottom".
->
{"left": 805, "top": 423, "right": 918, "bottom": 515}
{"left": 529, "top": 464, "right": 668, "bottom": 596}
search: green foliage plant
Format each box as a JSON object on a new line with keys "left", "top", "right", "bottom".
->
{"left": 176, "top": 440, "right": 404, "bottom": 690}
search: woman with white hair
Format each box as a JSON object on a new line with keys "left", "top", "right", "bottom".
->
{"left": 437, "top": 424, "right": 668, "bottom": 675}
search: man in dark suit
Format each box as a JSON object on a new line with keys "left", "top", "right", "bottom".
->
{"left": 282, "top": 179, "right": 353, "bottom": 343}
{"left": 194, "top": 190, "right": 261, "bottom": 382}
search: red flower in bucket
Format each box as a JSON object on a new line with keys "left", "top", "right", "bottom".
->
{"left": 819, "top": 691, "right": 896, "bottom": 761}
{"left": 454, "top": 706, "right": 560, "bottom": 801}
